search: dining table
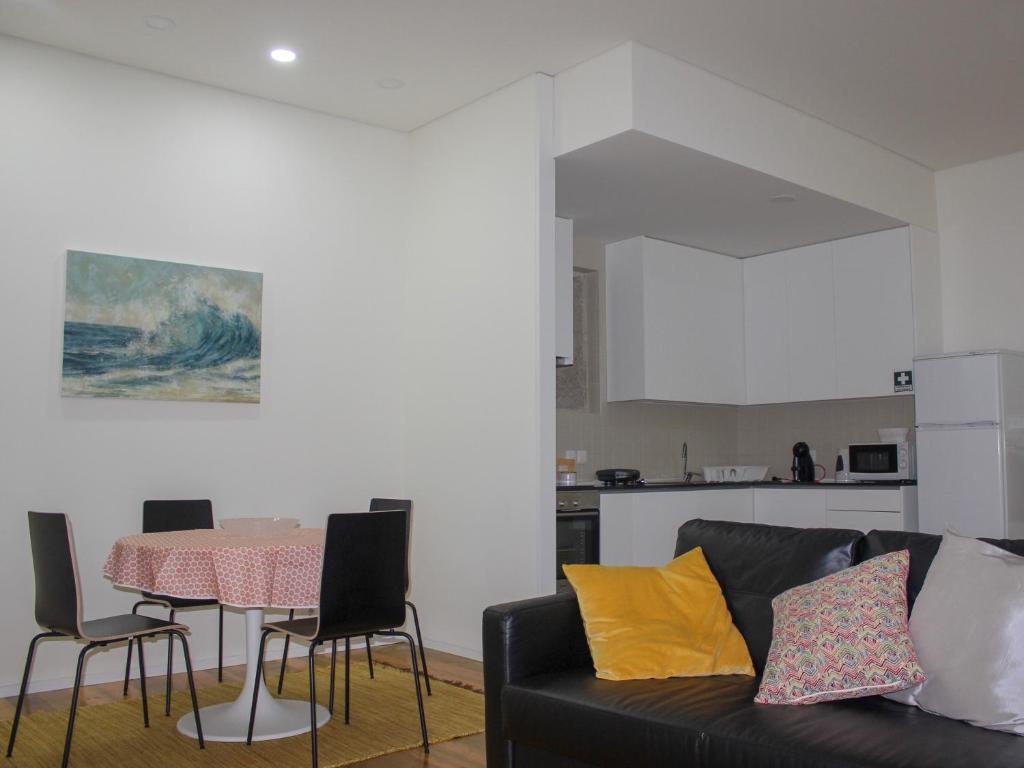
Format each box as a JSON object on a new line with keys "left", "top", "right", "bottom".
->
{"left": 104, "top": 527, "right": 328, "bottom": 743}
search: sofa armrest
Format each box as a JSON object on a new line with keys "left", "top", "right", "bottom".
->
{"left": 483, "top": 592, "right": 592, "bottom": 768}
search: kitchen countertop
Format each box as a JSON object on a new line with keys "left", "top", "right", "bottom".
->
{"left": 556, "top": 479, "right": 917, "bottom": 493}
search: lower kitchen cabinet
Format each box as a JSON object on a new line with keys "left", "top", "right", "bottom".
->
{"left": 600, "top": 490, "right": 753, "bottom": 567}
{"left": 599, "top": 486, "right": 918, "bottom": 567}
{"left": 824, "top": 487, "right": 918, "bottom": 533}
{"left": 753, "top": 489, "right": 827, "bottom": 528}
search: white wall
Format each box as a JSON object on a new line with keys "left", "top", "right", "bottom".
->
{"left": 0, "top": 36, "right": 410, "bottom": 693}
{"left": 936, "top": 149, "right": 1024, "bottom": 352}
{"left": 404, "top": 75, "right": 556, "bottom": 659}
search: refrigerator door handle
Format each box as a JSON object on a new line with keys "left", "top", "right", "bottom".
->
{"left": 916, "top": 421, "right": 1001, "bottom": 430}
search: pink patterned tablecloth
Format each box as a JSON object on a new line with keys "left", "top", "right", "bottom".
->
{"left": 104, "top": 528, "right": 325, "bottom": 609}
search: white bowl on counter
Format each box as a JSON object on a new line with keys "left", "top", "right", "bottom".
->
{"left": 220, "top": 517, "right": 300, "bottom": 536}
{"left": 702, "top": 465, "right": 769, "bottom": 483}
{"left": 878, "top": 427, "right": 910, "bottom": 442}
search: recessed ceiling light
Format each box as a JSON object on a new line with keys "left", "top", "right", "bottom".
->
{"left": 270, "top": 48, "right": 297, "bottom": 64}
{"left": 769, "top": 194, "right": 797, "bottom": 204}
{"left": 376, "top": 77, "right": 405, "bottom": 90}
{"left": 143, "top": 15, "right": 176, "bottom": 31}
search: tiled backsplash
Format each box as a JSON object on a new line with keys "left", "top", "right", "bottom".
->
{"left": 557, "top": 396, "right": 915, "bottom": 483}
{"left": 558, "top": 400, "right": 739, "bottom": 481}
{"left": 735, "top": 396, "right": 916, "bottom": 479}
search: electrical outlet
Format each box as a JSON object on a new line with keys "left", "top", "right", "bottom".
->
{"left": 577, "top": 450, "right": 588, "bottom": 464}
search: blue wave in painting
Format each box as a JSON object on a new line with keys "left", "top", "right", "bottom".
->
{"left": 63, "top": 300, "right": 261, "bottom": 376}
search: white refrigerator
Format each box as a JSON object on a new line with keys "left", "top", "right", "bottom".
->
{"left": 914, "top": 350, "right": 1024, "bottom": 538}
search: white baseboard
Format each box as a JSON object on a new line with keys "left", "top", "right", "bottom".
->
{"left": 419, "top": 636, "right": 482, "bottom": 662}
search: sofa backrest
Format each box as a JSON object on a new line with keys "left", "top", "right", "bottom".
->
{"left": 860, "top": 529, "right": 1024, "bottom": 612}
{"left": 675, "top": 519, "right": 862, "bottom": 673}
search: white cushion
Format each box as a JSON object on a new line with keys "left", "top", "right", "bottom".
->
{"left": 887, "top": 530, "right": 1024, "bottom": 734}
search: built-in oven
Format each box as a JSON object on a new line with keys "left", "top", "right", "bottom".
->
{"left": 556, "top": 490, "right": 599, "bottom": 593}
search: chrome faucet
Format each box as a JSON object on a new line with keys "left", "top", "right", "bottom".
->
{"left": 681, "top": 442, "right": 702, "bottom": 483}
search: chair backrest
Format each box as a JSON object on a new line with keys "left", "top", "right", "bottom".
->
{"left": 317, "top": 509, "right": 408, "bottom": 638}
{"left": 142, "top": 499, "right": 214, "bottom": 533}
{"left": 27, "top": 512, "right": 82, "bottom": 636}
{"left": 369, "top": 498, "right": 413, "bottom": 592}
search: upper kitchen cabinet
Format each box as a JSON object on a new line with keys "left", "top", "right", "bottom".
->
{"left": 744, "top": 226, "right": 941, "bottom": 403}
{"left": 555, "top": 217, "right": 574, "bottom": 366}
{"left": 833, "top": 228, "right": 915, "bottom": 399}
{"left": 745, "top": 243, "right": 837, "bottom": 403}
{"left": 743, "top": 250, "right": 789, "bottom": 404}
{"left": 606, "top": 237, "right": 745, "bottom": 404}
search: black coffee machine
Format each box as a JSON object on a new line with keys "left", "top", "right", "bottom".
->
{"left": 791, "top": 442, "right": 815, "bottom": 483}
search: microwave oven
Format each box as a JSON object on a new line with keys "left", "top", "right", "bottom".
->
{"left": 847, "top": 441, "right": 915, "bottom": 481}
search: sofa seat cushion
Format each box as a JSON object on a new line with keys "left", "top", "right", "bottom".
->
{"left": 503, "top": 669, "right": 1024, "bottom": 768}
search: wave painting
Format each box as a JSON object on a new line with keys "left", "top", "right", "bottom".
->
{"left": 61, "top": 251, "right": 263, "bottom": 403}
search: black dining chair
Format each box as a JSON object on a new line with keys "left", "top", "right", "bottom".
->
{"left": 8, "top": 512, "right": 204, "bottom": 768}
{"left": 275, "top": 498, "right": 431, "bottom": 697}
{"left": 248, "top": 509, "right": 428, "bottom": 768}
{"left": 123, "top": 499, "right": 224, "bottom": 716}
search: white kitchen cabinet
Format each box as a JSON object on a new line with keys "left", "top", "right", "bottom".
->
{"left": 744, "top": 243, "right": 835, "bottom": 404}
{"left": 599, "top": 492, "right": 638, "bottom": 566}
{"left": 600, "top": 489, "right": 753, "bottom": 567}
{"left": 786, "top": 244, "right": 837, "bottom": 402}
{"left": 555, "top": 217, "right": 574, "bottom": 366}
{"left": 600, "top": 486, "right": 917, "bottom": 567}
{"left": 825, "top": 486, "right": 918, "bottom": 533}
{"left": 606, "top": 237, "right": 745, "bottom": 405}
{"left": 753, "top": 488, "right": 827, "bottom": 528}
{"left": 743, "top": 226, "right": 940, "bottom": 404}
{"left": 743, "top": 251, "right": 789, "bottom": 404}
{"left": 833, "top": 228, "right": 916, "bottom": 399}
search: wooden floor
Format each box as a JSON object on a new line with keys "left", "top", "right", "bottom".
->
{"left": 0, "top": 643, "right": 486, "bottom": 767}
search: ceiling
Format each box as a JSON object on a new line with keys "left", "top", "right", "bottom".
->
{"left": 557, "top": 131, "right": 904, "bottom": 257}
{"left": 1, "top": 0, "right": 1022, "bottom": 170}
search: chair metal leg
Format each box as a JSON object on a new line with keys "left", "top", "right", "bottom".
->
{"left": 276, "top": 608, "right": 294, "bottom": 695}
{"left": 308, "top": 643, "right": 320, "bottom": 768}
{"left": 344, "top": 638, "right": 351, "bottom": 724}
{"left": 217, "top": 604, "right": 224, "bottom": 683}
{"left": 6, "top": 630, "right": 60, "bottom": 757}
{"left": 137, "top": 636, "right": 150, "bottom": 727}
{"left": 378, "top": 630, "right": 429, "bottom": 753}
{"left": 123, "top": 634, "right": 133, "bottom": 697}
{"left": 61, "top": 642, "right": 95, "bottom": 768}
{"left": 246, "top": 629, "right": 272, "bottom": 745}
{"left": 328, "top": 640, "right": 337, "bottom": 715}
{"left": 170, "top": 630, "right": 205, "bottom": 749}
{"left": 407, "top": 600, "right": 431, "bottom": 695}
{"left": 123, "top": 599, "right": 167, "bottom": 697}
{"left": 365, "top": 634, "right": 374, "bottom": 678}
{"left": 164, "top": 608, "right": 175, "bottom": 716}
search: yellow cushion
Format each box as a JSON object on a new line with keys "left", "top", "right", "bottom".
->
{"left": 564, "top": 547, "right": 755, "bottom": 681}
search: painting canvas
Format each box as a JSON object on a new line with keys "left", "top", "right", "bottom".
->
{"left": 62, "top": 251, "right": 263, "bottom": 403}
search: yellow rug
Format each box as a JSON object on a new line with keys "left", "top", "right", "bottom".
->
{"left": 1, "top": 661, "right": 484, "bottom": 767}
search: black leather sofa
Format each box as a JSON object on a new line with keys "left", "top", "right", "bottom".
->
{"left": 483, "top": 519, "right": 1024, "bottom": 768}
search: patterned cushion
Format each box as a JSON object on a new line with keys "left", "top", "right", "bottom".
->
{"left": 754, "top": 550, "right": 925, "bottom": 705}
